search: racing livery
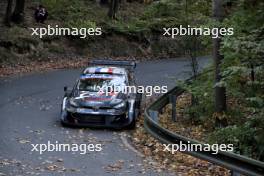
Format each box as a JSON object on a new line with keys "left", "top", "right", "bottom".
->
{"left": 60, "top": 60, "right": 141, "bottom": 129}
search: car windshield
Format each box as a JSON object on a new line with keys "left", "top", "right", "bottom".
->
{"left": 78, "top": 74, "right": 126, "bottom": 92}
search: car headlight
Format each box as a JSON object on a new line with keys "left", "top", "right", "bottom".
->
{"left": 113, "top": 101, "right": 126, "bottom": 109}
{"left": 111, "top": 99, "right": 122, "bottom": 104}
{"left": 69, "top": 98, "right": 78, "bottom": 107}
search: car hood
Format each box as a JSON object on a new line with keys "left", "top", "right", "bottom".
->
{"left": 72, "top": 91, "right": 126, "bottom": 107}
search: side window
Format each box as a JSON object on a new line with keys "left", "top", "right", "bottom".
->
{"left": 72, "top": 79, "right": 80, "bottom": 95}
{"left": 126, "top": 73, "right": 131, "bottom": 85}
{"left": 128, "top": 72, "right": 135, "bottom": 85}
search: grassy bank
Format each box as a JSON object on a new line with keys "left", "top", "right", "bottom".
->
{"left": 0, "top": 0, "right": 210, "bottom": 69}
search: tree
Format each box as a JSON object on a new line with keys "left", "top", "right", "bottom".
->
{"left": 212, "top": 0, "right": 227, "bottom": 126}
{"left": 100, "top": 0, "right": 109, "bottom": 5}
{"left": 108, "top": 0, "right": 119, "bottom": 19}
{"left": 4, "top": 0, "right": 13, "bottom": 26}
{"left": 184, "top": 0, "right": 198, "bottom": 79}
{"left": 12, "top": 0, "right": 25, "bottom": 23}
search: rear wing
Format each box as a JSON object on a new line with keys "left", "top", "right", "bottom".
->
{"left": 88, "top": 59, "right": 137, "bottom": 70}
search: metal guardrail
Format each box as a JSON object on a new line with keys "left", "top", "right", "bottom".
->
{"left": 144, "top": 85, "right": 264, "bottom": 176}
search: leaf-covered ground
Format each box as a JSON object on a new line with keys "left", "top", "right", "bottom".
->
{"left": 0, "top": 57, "right": 87, "bottom": 78}
{"left": 0, "top": 56, "right": 139, "bottom": 78}
{"left": 130, "top": 96, "right": 230, "bottom": 176}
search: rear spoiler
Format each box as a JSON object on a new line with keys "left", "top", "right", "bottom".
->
{"left": 89, "top": 59, "right": 137, "bottom": 70}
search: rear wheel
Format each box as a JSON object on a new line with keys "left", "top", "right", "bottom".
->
{"left": 126, "top": 116, "right": 136, "bottom": 129}
{"left": 136, "top": 93, "right": 142, "bottom": 115}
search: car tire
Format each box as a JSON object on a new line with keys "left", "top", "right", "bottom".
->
{"left": 136, "top": 93, "right": 142, "bottom": 108}
{"left": 60, "top": 119, "right": 68, "bottom": 127}
{"left": 127, "top": 117, "right": 136, "bottom": 130}
{"left": 127, "top": 107, "right": 138, "bottom": 130}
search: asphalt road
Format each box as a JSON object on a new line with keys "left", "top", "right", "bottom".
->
{"left": 0, "top": 57, "right": 210, "bottom": 176}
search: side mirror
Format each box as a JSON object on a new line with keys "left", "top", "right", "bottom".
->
{"left": 64, "top": 86, "right": 72, "bottom": 97}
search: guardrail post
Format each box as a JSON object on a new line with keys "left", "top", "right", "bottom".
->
{"left": 149, "top": 110, "right": 158, "bottom": 122}
{"left": 231, "top": 171, "right": 241, "bottom": 176}
{"left": 169, "top": 94, "right": 177, "bottom": 122}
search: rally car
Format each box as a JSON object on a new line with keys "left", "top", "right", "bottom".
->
{"left": 60, "top": 60, "right": 141, "bottom": 129}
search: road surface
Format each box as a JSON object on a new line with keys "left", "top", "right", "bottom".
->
{"left": 0, "top": 57, "right": 210, "bottom": 175}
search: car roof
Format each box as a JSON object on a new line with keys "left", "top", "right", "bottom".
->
{"left": 83, "top": 66, "right": 127, "bottom": 75}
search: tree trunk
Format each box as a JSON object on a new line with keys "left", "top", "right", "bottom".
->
{"left": 12, "top": 0, "right": 25, "bottom": 23}
{"left": 100, "top": 0, "right": 109, "bottom": 5}
{"left": 108, "top": 0, "right": 119, "bottom": 19}
{"left": 213, "top": 0, "right": 227, "bottom": 126}
{"left": 250, "top": 63, "right": 255, "bottom": 82}
{"left": 4, "top": 0, "right": 13, "bottom": 26}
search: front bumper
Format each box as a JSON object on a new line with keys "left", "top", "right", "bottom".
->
{"left": 61, "top": 107, "right": 132, "bottom": 128}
